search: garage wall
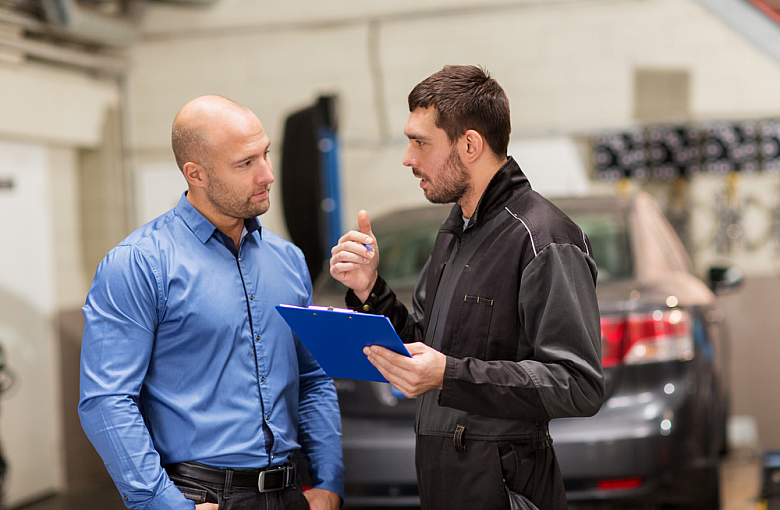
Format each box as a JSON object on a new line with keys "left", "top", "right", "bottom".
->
{"left": 130, "top": 0, "right": 780, "bottom": 235}
{"left": 0, "top": 140, "right": 64, "bottom": 506}
{"left": 0, "top": 60, "right": 120, "bottom": 505}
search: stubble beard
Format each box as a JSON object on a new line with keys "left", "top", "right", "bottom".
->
{"left": 205, "top": 171, "right": 271, "bottom": 220}
{"left": 417, "top": 146, "right": 472, "bottom": 205}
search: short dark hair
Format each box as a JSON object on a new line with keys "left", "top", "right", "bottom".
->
{"left": 408, "top": 65, "right": 510, "bottom": 158}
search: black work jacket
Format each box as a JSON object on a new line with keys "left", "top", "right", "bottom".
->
{"left": 349, "top": 157, "right": 605, "bottom": 442}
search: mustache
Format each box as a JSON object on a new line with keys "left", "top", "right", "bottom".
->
{"left": 412, "top": 169, "right": 429, "bottom": 180}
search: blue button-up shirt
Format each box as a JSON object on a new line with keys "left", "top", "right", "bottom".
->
{"left": 79, "top": 193, "right": 344, "bottom": 509}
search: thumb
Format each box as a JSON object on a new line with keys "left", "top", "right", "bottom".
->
{"left": 357, "top": 210, "right": 373, "bottom": 237}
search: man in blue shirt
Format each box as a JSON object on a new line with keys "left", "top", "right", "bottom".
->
{"left": 79, "top": 95, "right": 344, "bottom": 510}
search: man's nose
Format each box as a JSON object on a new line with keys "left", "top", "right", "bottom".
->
{"left": 256, "top": 159, "right": 275, "bottom": 185}
{"left": 402, "top": 145, "right": 416, "bottom": 168}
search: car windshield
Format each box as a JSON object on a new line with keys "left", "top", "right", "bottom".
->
{"left": 374, "top": 223, "right": 441, "bottom": 289}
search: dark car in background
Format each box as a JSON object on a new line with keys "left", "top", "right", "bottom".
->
{"left": 313, "top": 192, "right": 742, "bottom": 509}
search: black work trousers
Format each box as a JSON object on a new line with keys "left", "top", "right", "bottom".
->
{"left": 415, "top": 434, "right": 567, "bottom": 510}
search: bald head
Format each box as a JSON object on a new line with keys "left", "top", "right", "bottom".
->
{"left": 171, "top": 95, "right": 252, "bottom": 171}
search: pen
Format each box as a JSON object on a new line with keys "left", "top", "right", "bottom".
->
{"left": 364, "top": 244, "right": 374, "bottom": 252}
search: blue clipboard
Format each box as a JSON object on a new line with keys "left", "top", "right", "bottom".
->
{"left": 275, "top": 304, "right": 411, "bottom": 383}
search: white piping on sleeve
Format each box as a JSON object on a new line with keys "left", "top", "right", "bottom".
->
{"left": 505, "top": 207, "right": 537, "bottom": 257}
{"left": 581, "top": 230, "right": 590, "bottom": 256}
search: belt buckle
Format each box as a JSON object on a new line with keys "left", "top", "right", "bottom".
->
{"left": 257, "top": 466, "right": 287, "bottom": 493}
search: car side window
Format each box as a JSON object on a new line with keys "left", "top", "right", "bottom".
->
{"left": 640, "top": 196, "right": 695, "bottom": 275}
{"left": 570, "top": 212, "right": 633, "bottom": 282}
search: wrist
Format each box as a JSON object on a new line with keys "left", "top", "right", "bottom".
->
{"left": 355, "top": 274, "right": 378, "bottom": 303}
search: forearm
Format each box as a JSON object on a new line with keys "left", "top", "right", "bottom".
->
{"left": 438, "top": 356, "right": 551, "bottom": 421}
{"left": 297, "top": 369, "right": 344, "bottom": 498}
{"left": 78, "top": 394, "right": 191, "bottom": 509}
{"left": 439, "top": 355, "right": 603, "bottom": 421}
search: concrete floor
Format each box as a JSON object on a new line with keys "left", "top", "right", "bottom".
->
{"left": 10, "top": 453, "right": 764, "bottom": 510}
{"left": 721, "top": 454, "right": 762, "bottom": 510}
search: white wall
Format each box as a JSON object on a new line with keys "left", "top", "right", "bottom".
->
{"left": 0, "top": 64, "right": 118, "bottom": 147}
{"left": 0, "top": 56, "right": 120, "bottom": 505}
{"left": 50, "top": 146, "right": 90, "bottom": 309}
{"left": 0, "top": 140, "right": 65, "bottom": 507}
{"left": 128, "top": 0, "right": 780, "bottom": 235}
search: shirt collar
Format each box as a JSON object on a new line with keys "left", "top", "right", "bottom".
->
{"left": 175, "top": 192, "right": 262, "bottom": 244}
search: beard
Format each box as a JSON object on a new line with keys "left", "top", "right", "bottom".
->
{"left": 204, "top": 170, "right": 271, "bottom": 220}
{"left": 414, "top": 146, "right": 472, "bottom": 205}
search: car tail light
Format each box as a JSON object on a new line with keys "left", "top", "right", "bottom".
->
{"left": 597, "top": 477, "right": 643, "bottom": 491}
{"left": 600, "top": 309, "right": 693, "bottom": 368}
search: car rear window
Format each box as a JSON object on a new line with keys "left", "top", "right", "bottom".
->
{"left": 568, "top": 212, "right": 633, "bottom": 282}
{"left": 315, "top": 214, "right": 444, "bottom": 298}
{"left": 374, "top": 224, "right": 441, "bottom": 289}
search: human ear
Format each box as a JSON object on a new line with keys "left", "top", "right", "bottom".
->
{"left": 182, "top": 161, "right": 206, "bottom": 188}
{"left": 463, "top": 130, "right": 484, "bottom": 163}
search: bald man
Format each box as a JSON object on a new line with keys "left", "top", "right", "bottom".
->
{"left": 79, "top": 96, "right": 344, "bottom": 510}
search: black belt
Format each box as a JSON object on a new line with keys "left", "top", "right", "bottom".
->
{"left": 164, "top": 461, "right": 296, "bottom": 493}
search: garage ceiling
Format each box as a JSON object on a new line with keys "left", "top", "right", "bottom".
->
{"left": 0, "top": 0, "right": 218, "bottom": 75}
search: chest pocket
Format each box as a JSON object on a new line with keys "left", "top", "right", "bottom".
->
{"left": 449, "top": 294, "right": 494, "bottom": 359}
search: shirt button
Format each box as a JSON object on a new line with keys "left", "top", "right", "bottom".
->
{"left": 362, "top": 304, "right": 370, "bottom": 312}
{"left": 260, "top": 377, "right": 265, "bottom": 382}
{"left": 256, "top": 334, "right": 260, "bottom": 340}
{"left": 238, "top": 257, "right": 242, "bottom": 261}
{"left": 250, "top": 295, "right": 254, "bottom": 300}
{"left": 266, "top": 415, "right": 270, "bottom": 420}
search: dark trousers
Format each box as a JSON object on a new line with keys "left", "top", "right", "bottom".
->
{"left": 167, "top": 464, "right": 310, "bottom": 510}
{"left": 415, "top": 435, "right": 567, "bottom": 510}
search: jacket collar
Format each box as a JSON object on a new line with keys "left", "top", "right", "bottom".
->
{"left": 442, "top": 156, "right": 531, "bottom": 233}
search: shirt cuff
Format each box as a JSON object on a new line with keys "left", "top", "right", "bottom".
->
{"left": 309, "top": 464, "right": 345, "bottom": 500}
{"left": 140, "top": 483, "right": 195, "bottom": 510}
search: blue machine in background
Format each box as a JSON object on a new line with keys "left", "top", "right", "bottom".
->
{"left": 317, "top": 124, "right": 342, "bottom": 260}
{"left": 280, "top": 95, "right": 342, "bottom": 283}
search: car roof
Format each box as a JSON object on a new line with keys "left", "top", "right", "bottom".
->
{"left": 549, "top": 193, "right": 631, "bottom": 215}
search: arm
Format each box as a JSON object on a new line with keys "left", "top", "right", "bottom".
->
{"left": 296, "top": 343, "right": 344, "bottom": 508}
{"left": 78, "top": 246, "right": 193, "bottom": 510}
{"left": 294, "top": 259, "right": 344, "bottom": 507}
{"left": 439, "top": 243, "right": 605, "bottom": 420}
{"left": 330, "top": 209, "right": 426, "bottom": 343}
